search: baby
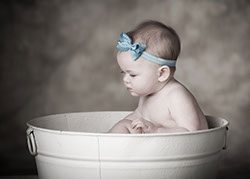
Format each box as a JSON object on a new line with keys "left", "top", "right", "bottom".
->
{"left": 108, "top": 20, "right": 208, "bottom": 134}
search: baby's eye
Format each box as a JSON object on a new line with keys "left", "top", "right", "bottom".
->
{"left": 121, "top": 71, "right": 125, "bottom": 75}
{"left": 130, "top": 74, "right": 137, "bottom": 77}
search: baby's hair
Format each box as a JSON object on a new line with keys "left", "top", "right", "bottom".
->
{"left": 127, "top": 20, "right": 181, "bottom": 62}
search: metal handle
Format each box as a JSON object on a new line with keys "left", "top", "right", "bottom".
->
{"left": 223, "top": 127, "right": 229, "bottom": 150}
{"left": 26, "top": 127, "right": 37, "bottom": 156}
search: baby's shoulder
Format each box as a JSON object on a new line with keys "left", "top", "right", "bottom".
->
{"left": 165, "top": 80, "right": 194, "bottom": 101}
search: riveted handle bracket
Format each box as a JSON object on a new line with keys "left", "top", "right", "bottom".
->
{"left": 26, "top": 127, "right": 37, "bottom": 156}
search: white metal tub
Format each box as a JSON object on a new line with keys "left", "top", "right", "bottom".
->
{"left": 26, "top": 111, "right": 229, "bottom": 179}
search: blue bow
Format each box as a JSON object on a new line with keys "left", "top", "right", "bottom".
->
{"left": 116, "top": 33, "right": 146, "bottom": 61}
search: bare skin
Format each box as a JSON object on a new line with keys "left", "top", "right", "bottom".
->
{"left": 108, "top": 51, "right": 208, "bottom": 134}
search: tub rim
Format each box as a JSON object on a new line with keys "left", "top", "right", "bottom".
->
{"left": 26, "top": 111, "right": 229, "bottom": 137}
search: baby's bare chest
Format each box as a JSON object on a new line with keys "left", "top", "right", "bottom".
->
{"left": 138, "top": 97, "right": 175, "bottom": 127}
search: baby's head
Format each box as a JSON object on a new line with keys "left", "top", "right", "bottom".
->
{"left": 116, "top": 20, "right": 181, "bottom": 96}
{"left": 127, "top": 20, "right": 181, "bottom": 64}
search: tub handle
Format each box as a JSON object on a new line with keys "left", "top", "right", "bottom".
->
{"left": 223, "top": 127, "right": 229, "bottom": 150}
{"left": 26, "top": 128, "right": 37, "bottom": 156}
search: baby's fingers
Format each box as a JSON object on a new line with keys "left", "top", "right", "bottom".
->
{"left": 131, "top": 120, "right": 144, "bottom": 129}
{"left": 134, "top": 123, "right": 146, "bottom": 130}
{"left": 131, "top": 119, "right": 138, "bottom": 128}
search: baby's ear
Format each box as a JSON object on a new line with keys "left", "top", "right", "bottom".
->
{"left": 157, "top": 66, "right": 171, "bottom": 82}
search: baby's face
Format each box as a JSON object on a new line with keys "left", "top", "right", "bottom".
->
{"left": 117, "top": 51, "right": 161, "bottom": 96}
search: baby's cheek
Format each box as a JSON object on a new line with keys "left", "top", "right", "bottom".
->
{"left": 139, "top": 83, "right": 154, "bottom": 93}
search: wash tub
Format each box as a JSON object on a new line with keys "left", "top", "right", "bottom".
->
{"left": 26, "top": 111, "right": 229, "bottom": 179}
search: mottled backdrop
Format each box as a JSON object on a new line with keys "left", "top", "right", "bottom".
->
{"left": 0, "top": 0, "right": 250, "bottom": 177}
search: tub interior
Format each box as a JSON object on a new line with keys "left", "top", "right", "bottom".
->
{"left": 28, "top": 111, "right": 228, "bottom": 133}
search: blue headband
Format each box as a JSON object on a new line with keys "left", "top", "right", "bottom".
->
{"left": 116, "top": 33, "right": 176, "bottom": 67}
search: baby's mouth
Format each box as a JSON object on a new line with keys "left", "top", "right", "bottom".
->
{"left": 127, "top": 87, "right": 132, "bottom": 91}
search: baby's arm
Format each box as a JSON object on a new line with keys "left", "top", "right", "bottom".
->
{"left": 107, "top": 109, "right": 142, "bottom": 133}
{"left": 167, "top": 87, "right": 206, "bottom": 132}
{"left": 131, "top": 118, "right": 188, "bottom": 133}
{"left": 107, "top": 119, "right": 136, "bottom": 133}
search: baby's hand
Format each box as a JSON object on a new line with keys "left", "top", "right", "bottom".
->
{"left": 131, "top": 118, "right": 157, "bottom": 133}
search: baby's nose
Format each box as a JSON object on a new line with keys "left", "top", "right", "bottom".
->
{"left": 123, "top": 74, "right": 130, "bottom": 84}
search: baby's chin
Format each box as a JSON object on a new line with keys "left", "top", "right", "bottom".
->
{"left": 130, "top": 91, "right": 150, "bottom": 97}
{"left": 130, "top": 91, "right": 140, "bottom": 96}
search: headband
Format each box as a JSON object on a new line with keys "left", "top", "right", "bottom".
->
{"left": 116, "top": 33, "right": 176, "bottom": 67}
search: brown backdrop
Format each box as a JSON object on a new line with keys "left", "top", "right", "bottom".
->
{"left": 0, "top": 0, "right": 250, "bottom": 176}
